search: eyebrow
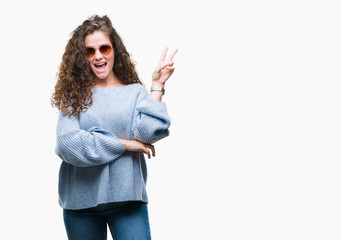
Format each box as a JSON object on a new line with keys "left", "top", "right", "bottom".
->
{"left": 85, "top": 44, "right": 112, "bottom": 48}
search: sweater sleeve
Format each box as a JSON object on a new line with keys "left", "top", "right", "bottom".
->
{"left": 132, "top": 86, "right": 171, "bottom": 144}
{"left": 55, "top": 112, "right": 126, "bottom": 167}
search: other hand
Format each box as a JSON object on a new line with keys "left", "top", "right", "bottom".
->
{"left": 152, "top": 47, "right": 178, "bottom": 87}
{"left": 120, "top": 139, "right": 155, "bottom": 159}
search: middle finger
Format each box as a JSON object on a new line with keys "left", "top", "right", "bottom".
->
{"left": 166, "top": 49, "right": 178, "bottom": 62}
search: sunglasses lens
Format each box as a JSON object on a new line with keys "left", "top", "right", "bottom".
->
{"left": 86, "top": 48, "right": 95, "bottom": 58}
{"left": 100, "top": 45, "right": 111, "bottom": 55}
{"left": 86, "top": 45, "right": 112, "bottom": 58}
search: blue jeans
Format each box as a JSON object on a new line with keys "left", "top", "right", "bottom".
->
{"left": 63, "top": 201, "right": 151, "bottom": 240}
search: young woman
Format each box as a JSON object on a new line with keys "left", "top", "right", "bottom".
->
{"left": 51, "top": 15, "right": 177, "bottom": 240}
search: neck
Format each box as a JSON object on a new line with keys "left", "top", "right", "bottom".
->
{"left": 94, "top": 71, "right": 126, "bottom": 88}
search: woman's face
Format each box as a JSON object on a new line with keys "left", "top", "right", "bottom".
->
{"left": 84, "top": 31, "right": 115, "bottom": 81}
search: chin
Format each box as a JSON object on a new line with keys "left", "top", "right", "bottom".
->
{"left": 95, "top": 74, "right": 109, "bottom": 80}
{"left": 92, "top": 70, "right": 109, "bottom": 79}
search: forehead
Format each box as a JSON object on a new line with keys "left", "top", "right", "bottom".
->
{"left": 84, "top": 31, "right": 112, "bottom": 47}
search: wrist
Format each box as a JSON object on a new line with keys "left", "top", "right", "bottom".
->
{"left": 150, "top": 85, "right": 165, "bottom": 95}
{"left": 151, "top": 81, "right": 165, "bottom": 88}
{"left": 119, "top": 139, "right": 129, "bottom": 149}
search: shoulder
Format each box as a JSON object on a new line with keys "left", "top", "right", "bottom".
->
{"left": 128, "top": 83, "right": 147, "bottom": 92}
{"left": 127, "top": 83, "right": 149, "bottom": 97}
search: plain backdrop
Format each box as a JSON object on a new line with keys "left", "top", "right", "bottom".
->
{"left": 0, "top": 0, "right": 340, "bottom": 239}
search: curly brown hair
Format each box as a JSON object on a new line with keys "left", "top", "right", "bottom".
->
{"left": 51, "top": 15, "right": 143, "bottom": 117}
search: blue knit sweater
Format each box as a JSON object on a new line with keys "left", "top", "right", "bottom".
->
{"left": 55, "top": 83, "right": 171, "bottom": 210}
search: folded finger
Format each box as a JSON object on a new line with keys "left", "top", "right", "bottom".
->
{"left": 165, "top": 66, "right": 175, "bottom": 72}
{"left": 165, "top": 61, "right": 174, "bottom": 67}
{"left": 146, "top": 144, "right": 155, "bottom": 157}
{"left": 151, "top": 145, "right": 155, "bottom": 157}
{"left": 145, "top": 149, "right": 151, "bottom": 159}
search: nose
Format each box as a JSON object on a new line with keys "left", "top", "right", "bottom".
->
{"left": 94, "top": 50, "right": 103, "bottom": 60}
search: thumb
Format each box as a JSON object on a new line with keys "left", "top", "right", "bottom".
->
{"left": 154, "top": 62, "right": 167, "bottom": 74}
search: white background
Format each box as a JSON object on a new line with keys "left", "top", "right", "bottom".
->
{"left": 0, "top": 0, "right": 340, "bottom": 239}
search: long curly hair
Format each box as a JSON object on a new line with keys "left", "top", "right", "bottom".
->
{"left": 51, "top": 15, "right": 143, "bottom": 117}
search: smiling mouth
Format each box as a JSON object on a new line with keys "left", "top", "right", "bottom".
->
{"left": 94, "top": 62, "right": 107, "bottom": 70}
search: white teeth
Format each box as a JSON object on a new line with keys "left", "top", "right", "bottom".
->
{"left": 95, "top": 63, "right": 105, "bottom": 66}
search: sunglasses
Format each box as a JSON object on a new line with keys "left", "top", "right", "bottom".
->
{"left": 86, "top": 45, "right": 112, "bottom": 58}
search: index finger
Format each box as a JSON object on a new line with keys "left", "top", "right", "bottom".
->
{"left": 166, "top": 48, "right": 178, "bottom": 62}
{"left": 160, "top": 47, "right": 169, "bottom": 61}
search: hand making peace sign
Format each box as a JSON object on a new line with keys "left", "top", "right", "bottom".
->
{"left": 152, "top": 47, "right": 178, "bottom": 87}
